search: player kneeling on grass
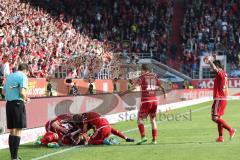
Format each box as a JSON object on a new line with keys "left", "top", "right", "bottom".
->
{"left": 204, "top": 55, "right": 235, "bottom": 142}
{"left": 36, "top": 113, "right": 88, "bottom": 147}
{"left": 73, "top": 112, "right": 135, "bottom": 145}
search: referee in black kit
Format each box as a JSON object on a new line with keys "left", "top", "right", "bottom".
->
{"left": 2, "top": 63, "right": 30, "bottom": 160}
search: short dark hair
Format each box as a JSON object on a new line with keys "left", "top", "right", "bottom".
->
{"left": 73, "top": 114, "right": 81, "bottom": 122}
{"left": 18, "top": 63, "right": 29, "bottom": 71}
{"left": 213, "top": 60, "right": 223, "bottom": 69}
{"left": 141, "top": 64, "right": 149, "bottom": 71}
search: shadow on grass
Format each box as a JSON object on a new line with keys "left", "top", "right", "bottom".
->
{"left": 20, "top": 140, "right": 226, "bottom": 152}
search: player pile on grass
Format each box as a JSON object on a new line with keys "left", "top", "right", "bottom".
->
{"left": 35, "top": 112, "right": 134, "bottom": 148}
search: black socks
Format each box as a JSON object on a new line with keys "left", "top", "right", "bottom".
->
{"left": 8, "top": 135, "right": 14, "bottom": 158}
{"left": 9, "top": 135, "right": 21, "bottom": 159}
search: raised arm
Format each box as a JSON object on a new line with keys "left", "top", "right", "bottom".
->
{"left": 204, "top": 56, "right": 219, "bottom": 73}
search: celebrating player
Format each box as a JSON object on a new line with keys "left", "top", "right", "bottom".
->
{"left": 73, "top": 112, "right": 134, "bottom": 145}
{"left": 36, "top": 114, "right": 87, "bottom": 147}
{"left": 204, "top": 55, "right": 235, "bottom": 142}
{"left": 120, "top": 64, "right": 166, "bottom": 145}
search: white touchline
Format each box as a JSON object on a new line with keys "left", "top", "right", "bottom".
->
{"left": 32, "top": 105, "right": 209, "bottom": 160}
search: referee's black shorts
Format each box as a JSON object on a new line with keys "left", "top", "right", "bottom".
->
{"left": 6, "top": 100, "right": 26, "bottom": 129}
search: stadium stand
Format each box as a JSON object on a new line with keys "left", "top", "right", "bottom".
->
{"left": 181, "top": 0, "right": 240, "bottom": 77}
{"left": 0, "top": 0, "right": 239, "bottom": 80}
{"left": 0, "top": 0, "right": 174, "bottom": 79}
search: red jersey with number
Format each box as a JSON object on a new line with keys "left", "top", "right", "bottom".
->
{"left": 137, "top": 72, "right": 160, "bottom": 101}
{"left": 213, "top": 69, "right": 228, "bottom": 99}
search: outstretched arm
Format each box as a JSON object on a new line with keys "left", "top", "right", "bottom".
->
{"left": 118, "top": 84, "right": 136, "bottom": 97}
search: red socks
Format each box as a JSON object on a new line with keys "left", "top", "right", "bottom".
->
{"left": 138, "top": 124, "right": 145, "bottom": 138}
{"left": 152, "top": 129, "right": 157, "bottom": 141}
{"left": 216, "top": 119, "right": 232, "bottom": 132}
{"left": 111, "top": 128, "right": 126, "bottom": 140}
{"left": 138, "top": 124, "right": 157, "bottom": 140}
{"left": 217, "top": 124, "right": 223, "bottom": 137}
{"left": 41, "top": 132, "right": 55, "bottom": 145}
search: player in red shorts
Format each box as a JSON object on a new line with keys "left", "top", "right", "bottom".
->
{"left": 136, "top": 64, "right": 166, "bottom": 144}
{"left": 120, "top": 64, "right": 166, "bottom": 144}
{"left": 204, "top": 56, "right": 235, "bottom": 142}
{"left": 73, "top": 112, "right": 134, "bottom": 145}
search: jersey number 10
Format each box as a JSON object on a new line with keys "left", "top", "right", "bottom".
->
{"left": 146, "top": 79, "right": 156, "bottom": 90}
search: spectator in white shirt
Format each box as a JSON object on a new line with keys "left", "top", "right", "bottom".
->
{"left": 0, "top": 54, "right": 10, "bottom": 99}
{"left": 0, "top": 54, "right": 10, "bottom": 78}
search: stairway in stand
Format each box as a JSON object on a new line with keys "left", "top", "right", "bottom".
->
{"left": 168, "top": 0, "right": 185, "bottom": 70}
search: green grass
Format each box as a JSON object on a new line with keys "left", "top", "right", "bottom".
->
{"left": 1, "top": 100, "right": 240, "bottom": 160}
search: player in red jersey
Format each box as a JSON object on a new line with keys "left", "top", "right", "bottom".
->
{"left": 45, "top": 114, "right": 74, "bottom": 134}
{"left": 120, "top": 64, "right": 166, "bottom": 144}
{"left": 136, "top": 64, "right": 166, "bottom": 144}
{"left": 36, "top": 114, "right": 87, "bottom": 147}
{"left": 73, "top": 112, "right": 134, "bottom": 145}
{"left": 204, "top": 56, "right": 235, "bottom": 142}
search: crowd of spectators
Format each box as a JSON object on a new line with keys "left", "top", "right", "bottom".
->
{"left": 180, "top": 0, "right": 240, "bottom": 77}
{"left": 41, "top": 0, "right": 173, "bottom": 59}
{"left": 0, "top": 0, "right": 117, "bottom": 79}
{"left": 0, "top": 0, "right": 174, "bottom": 79}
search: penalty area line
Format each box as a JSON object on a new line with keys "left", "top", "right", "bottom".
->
{"left": 32, "top": 105, "right": 209, "bottom": 160}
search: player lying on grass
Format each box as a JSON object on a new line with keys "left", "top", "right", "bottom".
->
{"left": 73, "top": 112, "right": 135, "bottom": 145}
{"left": 119, "top": 64, "right": 166, "bottom": 145}
{"left": 36, "top": 114, "right": 88, "bottom": 147}
{"left": 204, "top": 55, "right": 235, "bottom": 142}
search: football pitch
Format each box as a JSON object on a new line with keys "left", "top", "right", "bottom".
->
{"left": 1, "top": 100, "right": 240, "bottom": 160}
